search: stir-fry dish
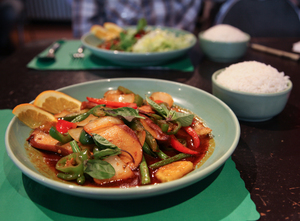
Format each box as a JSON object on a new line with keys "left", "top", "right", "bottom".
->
{"left": 91, "top": 18, "right": 195, "bottom": 53}
{"left": 13, "top": 86, "right": 214, "bottom": 187}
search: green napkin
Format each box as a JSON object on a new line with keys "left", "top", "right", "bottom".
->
{"left": 26, "top": 40, "right": 194, "bottom": 72}
{"left": 1, "top": 109, "right": 259, "bottom": 221}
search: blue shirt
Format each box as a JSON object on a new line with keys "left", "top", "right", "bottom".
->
{"left": 72, "top": 0, "right": 202, "bottom": 37}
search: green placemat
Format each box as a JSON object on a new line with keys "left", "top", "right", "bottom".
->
{"left": 1, "top": 109, "right": 259, "bottom": 221}
{"left": 26, "top": 40, "right": 194, "bottom": 72}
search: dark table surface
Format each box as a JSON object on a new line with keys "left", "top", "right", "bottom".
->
{"left": 1, "top": 37, "right": 299, "bottom": 220}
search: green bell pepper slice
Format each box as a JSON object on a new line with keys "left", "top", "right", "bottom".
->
{"left": 56, "top": 149, "right": 90, "bottom": 185}
{"left": 49, "top": 126, "right": 73, "bottom": 144}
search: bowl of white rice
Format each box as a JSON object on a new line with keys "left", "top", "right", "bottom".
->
{"left": 199, "top": 24, "right": 250, "bottom": 62}
{"left": 212, "top": 61, "right": 292, "bottom": 122}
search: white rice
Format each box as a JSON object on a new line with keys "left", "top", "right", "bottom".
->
{"left": 216, "top": 61, "right": 290, "bottom": 93}
{"left": 202, "top": 24, "right": 249, "bottom": 42}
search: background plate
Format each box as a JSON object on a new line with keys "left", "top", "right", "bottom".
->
{"left": 81, "top": 26, "right": 197, "bottom": 66}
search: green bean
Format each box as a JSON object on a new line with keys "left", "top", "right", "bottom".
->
{"left": 57, "top": 173, "right": 78, "bottom": 180}
{"left": 63, "top": 113, "right": 81, "bottom": 121}
{"left": 149, "top": 153, "right": 191, "bottom": 170}
{"left": 142, "top": 141, "right": 157, "bottom": 157}
{"left": 156, "top": 149, "right": 169, "bottom": 160}
{"left": 118, "top": 86, "right": 134, "bottom": 94}
{"left": 76, "top": 174, "right": 86, "bottom": 185}
{"left": 145, "top": 131, "right": 159, "bottom": 152}
{"left": 139, "top": 155, "right": 151, "bottom": 185}
{"left": 70, "top": 140, "right": 80, "bottom": 153}
{"left": 128, "top": 118, "right": 144, "bottom": 131}
{"left": 71, "top": 105, "right": 105, "bottom": 123}
{"left": 71, "top": 112, "right": 89, "bottom": 123}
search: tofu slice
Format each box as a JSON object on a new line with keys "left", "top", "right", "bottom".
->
{"left": 155, "top": 161, "right": 194, "bottom": 183}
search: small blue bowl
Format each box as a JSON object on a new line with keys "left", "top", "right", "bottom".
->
{"left": 212, "top": 69, "right": 293, "bottom": 122}
{"left": 199, "top": 32, "right": 250, "bottom": 63}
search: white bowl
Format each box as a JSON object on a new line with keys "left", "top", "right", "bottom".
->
{"left": 212, "top": 69, "right": 293, "bottom": 122}
{"left": 199, "top": 32, "right": 250, "bottom": 63}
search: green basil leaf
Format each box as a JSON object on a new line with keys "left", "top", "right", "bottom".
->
{"left": 104, "top": 107, "right": 144, "bottom": 122}
{"left": 84, "top": 159, "right": 115, "bottom": 179}
{"left": 137, "top": 18, "right": 147, "bottom": 32}
{"left": 119, "top": 32, "right": 136, "bottom": 51}
{"left": 93, "top": 148, "right": 122, "bottom": 159}
{"left": 92, "top": 133, "right": 120, "bottom": 150}
{"left": 145, "top": 96, "right": 169, "bottom": 117}
{"left": 167, "top": 110, "right": 194, "bottom": 127}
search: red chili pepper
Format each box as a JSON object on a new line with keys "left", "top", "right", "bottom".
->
{"left": 170, "top": 135, "right": 199, "bottom": 155}
{"left": 56, "top": 119, "right": 77, "bottom": 134}
{"left": 183, "top": 126, "right": 200, "bottom": 149}
{"left": 86, "top": 97, "right": 137, "bottom": 109}
{"left": 154, "top": 100, "right": 164, "bottom": 104}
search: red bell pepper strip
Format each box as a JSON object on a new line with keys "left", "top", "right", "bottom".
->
{"left": 86, "top": 97, "right": 137, "bottom": 109}
{"left": 56, "top": 119, "right": 77, "bottom": 134}
{"left": 154, "top": 100, "right": 164, "bottom": 104}
{"left": 183, "top": 126, "right": 200, "bottom": 149}
{"left": 170, "top": 135, "right": 199, "bottom": 155}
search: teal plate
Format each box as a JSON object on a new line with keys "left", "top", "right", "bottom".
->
{"left": 81, "top": 26, "right": 197, "bottom": 66}
{"left": 5, "top": 78, "right": 240, "bottom": 200}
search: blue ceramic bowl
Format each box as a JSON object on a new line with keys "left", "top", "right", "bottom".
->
{"left": 212, "top": 69, "right": 293, "bottom": 122}
{"left": 199, "top": 32, "right": 250, "bottom": 63}
{"left": 81, "top": 26, "right": 196, "bottom": 66}
{"left": 6, "top": 78, "right": 240, "bottom": 200}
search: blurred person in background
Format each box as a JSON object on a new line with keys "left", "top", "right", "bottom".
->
{"left": 71, "top": 0, "right": 202, "bottom": 38}
{"left": 0, "top": 0, "right": 23, "bottom": 56}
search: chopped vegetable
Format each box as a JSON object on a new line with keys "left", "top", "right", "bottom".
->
{"left": 86, "top": 97, "right": 137, "bottom": 109}
{"left": 149, "top": 153, "right": 192, "bottom": 170}
{"left": 169, "top": 135, "right": 200, "bottom": 155}
{"left": 56, "top": 152, "right": 85, "bottom": 184}
{"left": 56, "top": 119, "right": 77, "bottom": 133}
{"left": 139, "top": 155, "right": 151, "bottom": 185}
{"left": 49, "top": 126, "right": 73, "bottom": 144}
{"left": 183, "top": 126, "right": 200, "bottom": 148}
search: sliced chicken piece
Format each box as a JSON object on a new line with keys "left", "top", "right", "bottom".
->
{"left": 84, "top": 116, "right": 124, "bottom": 134}
{"left": 192, "top": 121, "right": 212, "bottom": 136}
{"left": 140, "top": 117, "right": 169, "bottom": 141}
{"left": 150, "top": 92, "right": 174, "bottom": 108}
{"left": 27, "top": 129, "right": 73, "bottom": 156}
{"left": 95, "top": 124, "right": 143, "bottom": 169}
{"left": 104, "top": 93, "right": 135, "bottom": 103}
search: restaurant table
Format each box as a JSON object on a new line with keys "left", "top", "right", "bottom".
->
{"left": 1, "top": 37, "right": 299, "bottom": 221}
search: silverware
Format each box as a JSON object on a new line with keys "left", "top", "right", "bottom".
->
{"left": 251, "top": 43, "right": 300, "bottom": 61}
{"left": 72, "top": 45, "right": 85, "bottom": 59}
{"left": 38, "top": 40, "right": 64, "bottom": 62}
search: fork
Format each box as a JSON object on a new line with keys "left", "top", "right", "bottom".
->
{"left": 72, "top": 45, "right": 85, "bottom": 59}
